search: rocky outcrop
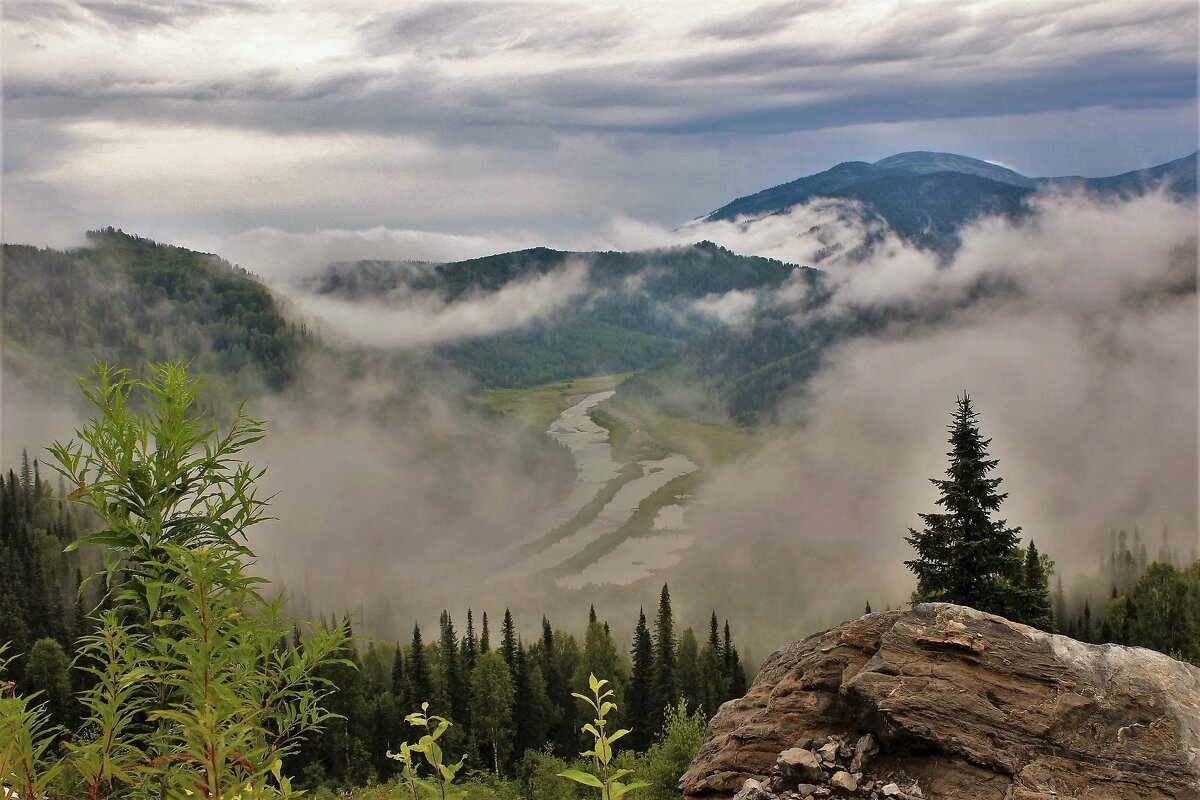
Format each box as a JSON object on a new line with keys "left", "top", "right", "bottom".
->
{"left": 681, "top": 604, "right": 1200, "bottom": 800}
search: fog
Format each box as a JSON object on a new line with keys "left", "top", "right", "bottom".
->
{"left": 1, "top": 190, "right": 1195, "bottom": 658}
{"left": 287, "top": 259, "right": 590, "bottom": 348}
{"left": 662, "top": 192, "right": 1198, "bottom": 649}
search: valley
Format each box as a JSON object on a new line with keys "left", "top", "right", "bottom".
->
{"left": 486, "top": 377, "right": 703, "bottom": 588}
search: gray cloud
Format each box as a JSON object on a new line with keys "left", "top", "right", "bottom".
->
{"left": 359, "top": 2, "right": 629, "bottom": 58}
{"left": 689, "top": 0, "right": 835, "bottom": 42}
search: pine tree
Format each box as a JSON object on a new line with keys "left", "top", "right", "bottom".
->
{"left": 627, "top": 608, "right": 654, "bottom": 750}
{"left": 905, "top": 393, "right": 1024, "bottom": 616}
{"left": 676, "top": 628, "right": 701, "bottom": 713}
{"left": 464, "top": 608, "right": 479, "bottom": 670}
{"left": 500, "top": 608, "right": 517, "bottom": 672}
{"left": 698, "top": 611, "right": 726, "bottom": 717}
{"left": 481, "top": 611, "right": 491, "bottom": 653}
{"left": 407, "top": 622, "right": 433, "bottom": 709}
{"left": 540, "top": 616, "right": 573, "bottom": 756}
{"left": 1015, "top": 540, "right": 1055, "bottom": 630}
{"left": 723, "top": 621, "right": 747, "bottom": 699}
{"left": 651, "top": 583, "right": 677, "bottom": 736}
{"left": 439, "top": 611, "right": 468, "bottom": 726}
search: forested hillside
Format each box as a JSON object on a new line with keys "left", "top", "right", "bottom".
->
{"left": 313, "top": 242, "right": 812, "bottom": 390}
{"left": 2, "top": 228, "right": 311, "bottom": 396}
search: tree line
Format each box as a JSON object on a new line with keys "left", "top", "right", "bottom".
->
{"left": 288, "top": 586, "right": 748, "bottom": 790}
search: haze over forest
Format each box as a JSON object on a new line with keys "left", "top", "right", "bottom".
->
{"left": 2, "top": 0, "right": 1198, "bottom": 660}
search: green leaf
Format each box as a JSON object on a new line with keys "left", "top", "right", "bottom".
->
{"left": 558, "top": 769, "right": 604, "bottom": 789}
{"left": 610, "top": 781, "right": 650, "bottom": 799}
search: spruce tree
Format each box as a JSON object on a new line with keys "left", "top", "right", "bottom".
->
{"left": 698, "top": 612, "right": 726, "bottom": 716}
{"left": 651, "top": 583, "right": 677, "bottom": 736}
{"left": 540, "top": 616, "right": 573, "bottom": 756}
{"left": 500, "top": 608, "right": 517, "bottom": 671}
{"left": 627, "top": 608, "right": 654, "bottom": 750}
{"left": 905, "top": 392, "right": 1023, "bottom": 616}
{"left": 1016, "top": 540, "right": 1055, "bottom": 631}
{"left": 439, "top": 611, "right": 468, "bottom": 726}
{"left": 481, "top": 611, "right": 491, "bottom": 653}
{"left": 407, "top": 622, "right": 433, "bottom": 709}
{"left": 722, "top": 621, "right": 747, "bottom": 699}
{"left": 464, "top": 608, "right": 479, "bottom": 671}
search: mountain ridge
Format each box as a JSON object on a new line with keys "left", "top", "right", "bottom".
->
{"left": 704, "top": 151, "right": 1198, "bottom": 251}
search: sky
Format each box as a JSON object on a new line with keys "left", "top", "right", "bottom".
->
{"left": 2, "top": 0, "right": 1198, "bottom": 270}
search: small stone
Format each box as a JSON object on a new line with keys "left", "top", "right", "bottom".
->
{"left": 881, "top": 784, "right": 902, "bottom": 797}
{"left": 796, "top": 784, "right": 819, "bottom": 796}
{"left": 817, "top": 742, "right": 840, "bottom": 765}
{"left": 830, "top": 771, "right": 858, "bottom": 792}
{"left": 850, "top": 734, "right": 878, "bottom": 772}
{"left": 734, "top": 778, "right": 770, "bottom": 800}
{"left": 778, "top": 748, "right": 824, "bottom": 783}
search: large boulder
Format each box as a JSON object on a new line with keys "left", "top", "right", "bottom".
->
{"left": 681, "top": 604, "right": 1200, "bottom": 800}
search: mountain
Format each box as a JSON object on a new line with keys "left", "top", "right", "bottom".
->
{"left": 1040, "top": 150, "right": 1198, "bottom": 199}
{"left": 312, "top": 242, "right": 814, "bottom": 389}
{"left": 704, "top": 150, "right": 1197, "bottom": 251}
{"left": 2, "top": 228, "right": 311, "bottom": 398}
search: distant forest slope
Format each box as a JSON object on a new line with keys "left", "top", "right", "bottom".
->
{"left": 2, "top": 228, "right": 311, "bottom": 396}
{"left": 313, "top": 242, "right": 815, "bottom": 389}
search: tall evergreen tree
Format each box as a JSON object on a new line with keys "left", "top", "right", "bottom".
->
{"left": 650, "top": 584, "right": 678, "bottom": 736}
{"left": 500, "top": 608, "right": 517, "bottom": 671}
{"left": 627, "top": 608, "right": 654, "bottom": 750}
{"left": 1015, "top": 540, "right": 1055, "bottom": 630}
{"left": 464, "top": 608, "right": 479, "bottom": 671}
{"left": 480, "top": 611, "right": 491, "bottom": 653}
{"left": 905, "top": 393, "right": 1024, "bottom": 616}
{"left": 407, "top": 622, "right": 433, "bottom": 709}
{"left": 723, "top": 621, "right": 747, "bottom": 699}
{"left": 676, "top": 628, "right": 701, "bottom": 714}
{"left": 698, "top": 612, "right": 726, "bottom": 717}
{"left": 438, "top": 611, "right": 468, "bottom": 726}
{"left": 540, "top": 616, "right": 572, "bottom": 756}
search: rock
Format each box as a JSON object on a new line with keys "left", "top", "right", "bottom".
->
{"left": 680, "top": 604, "right": 1200, "bottom": 800}
{"left": 734, "top": 779, "right": 769, "bottom": 800}
{"left": 795, "top": 784, "right": 820, "bottom": 796}
{"left": 880, "top": 784, "right": 902, "bottom": 797}
{"left": 849, "top": 734, "right": 878, "bottom": 772}
{"left": 777, "top": 748, "right": 823, "bottom": 783}
{"left": 817, "top": 741, "right": 840, "bottom": 765}
{"left": 829, "top": 771, "right": 857, "bottom": 792}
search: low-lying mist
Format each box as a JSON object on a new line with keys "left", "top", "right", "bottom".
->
{"left": 664, "top": 192, "right": 1198, "bottom": 650}
{"left": 1, "top": 190, "right": 1195, "bottom": 661}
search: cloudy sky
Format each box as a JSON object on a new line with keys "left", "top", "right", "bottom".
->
{"left": 3, "top": 0, "right": 1197, "bottom": 269}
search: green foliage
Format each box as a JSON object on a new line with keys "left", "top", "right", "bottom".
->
{"left": 1, "top": 361, "right": 348, "bottom": 796}
{"left": 638, "top": 700, "right": 706, "bottom": 800}
{"left": 559, "top": 674, "right": 648, "bottom": 800}
{"left": 3, "top": 229, "right": 308, "bottom": 396}
{"left": 469, "top": 652, "right": 515, "bottom": 775}
{"left": 1101, "top": 561, "right": 1200, "bottom": 663}
{"left": 389, "top": 702, "right": 468, "bottom": 800}
{"left": 21, "top": 638, "right": 74, "bottom": 730}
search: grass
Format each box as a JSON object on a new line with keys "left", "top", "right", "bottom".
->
{"left": 606, "top": 395, "right": 764, "bottom": 469}
{"left": 587, "top": 408, "right": 671, "bottom": 463}
{"left": 482, "top": 373, "right": 631, "bottom": 430}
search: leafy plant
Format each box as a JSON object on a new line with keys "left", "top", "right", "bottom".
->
{"left": 1, "top": 361, "right": 349, "bottom": 797}
{"left": 388, "top": 702, "right": 466, "bottom": 800}
{"left": 558, "top": 674, "right": 647, "bottom": 800}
